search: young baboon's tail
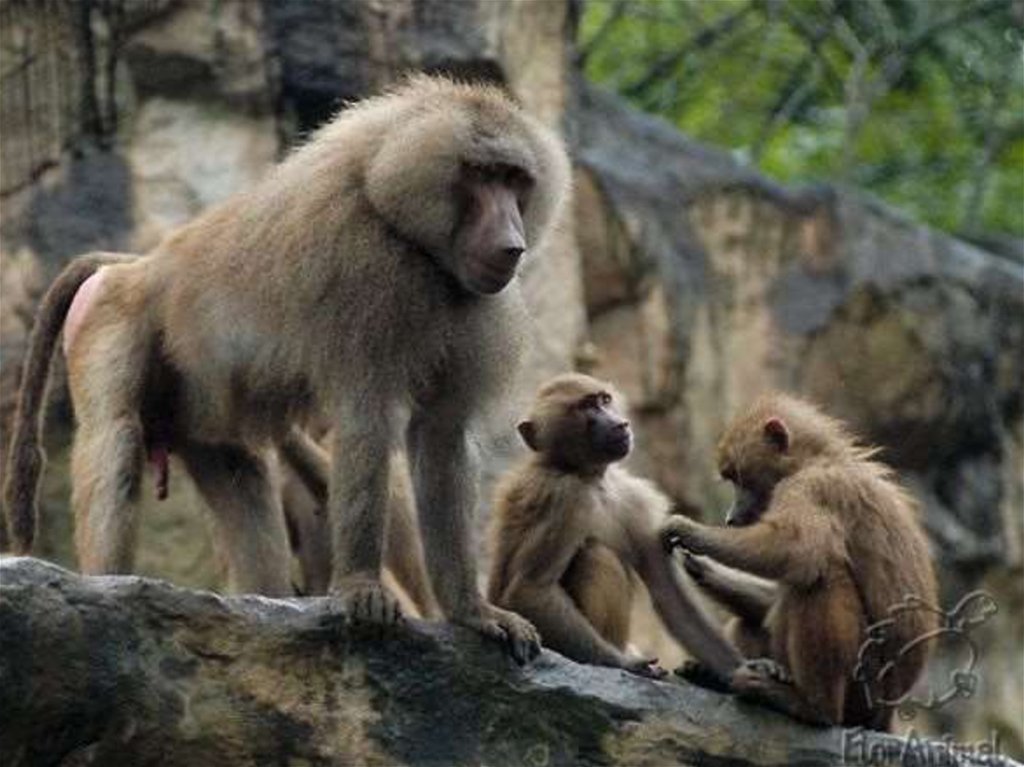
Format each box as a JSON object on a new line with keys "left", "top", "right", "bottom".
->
{"left": 2, "top": 252, "right": 134, "bottom": 553}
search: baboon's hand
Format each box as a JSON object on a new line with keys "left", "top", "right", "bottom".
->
{"left": 681, "top": 551, "right": 709, "bottom": 583}
{"left": 624, "top": 655, "right": 667, "bottom": 680}
{"left": 732, "top": 657, "right": 793, "bottom": 691}
{"left": 456, "top": 602, "right": 541, "bottom": 665}
{"left": 660, "top": 515, "right": 702, "bottom": 553}
{"left": 674, "top": 659, "right": 732, "bottom": 692}
{"left": 332, "top": 575, "right": 404, "bottom": 627}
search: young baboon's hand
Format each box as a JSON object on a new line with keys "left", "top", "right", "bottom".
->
{"left": 731, "top": 657, "right": 793, "bottom": 691}
{"left": 332, "top": 575, "right": 404, "bottom": 627}
{"left": 624, "top": 655, "right": 667, "bottom": 680}
{"left": 681, "top": 551, "right": 709, "bottom": 583}
{"left": 455, "top": 602, "right": 541, "bottom": 665}
{"left": 660, "top": 515, "right": 704, "bottom": 553}
{"left": 674, "top": 659, "right": 732, "bottom": 693}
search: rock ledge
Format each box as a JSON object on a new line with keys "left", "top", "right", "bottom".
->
{"left": 0, "top": 557, "right": 1015, "bottom": 767}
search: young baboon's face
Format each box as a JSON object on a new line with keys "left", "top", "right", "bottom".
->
{"left": 716, "top": 410, "right": 792, "bottom": 527}
{"left": 518, "top": 374, "right": 631, "bottom": 473}
{"left": 717, "top": 392, "right": 849, "bottom": 526}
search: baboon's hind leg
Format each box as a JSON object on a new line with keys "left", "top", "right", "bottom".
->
{"left": 183, "top": 443, "right": 293, "bottom": 596}
{"left": 71, "top": 416, "right": 146, "bottom": 573}
{"left": 68, "top": 310, "right": 148, "bottom": 575}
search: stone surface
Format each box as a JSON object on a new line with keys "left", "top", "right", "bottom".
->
{"left": 3, "top": 557, "right": 1016, "bottom": 767}
{"left": 129, "top": 98, "right": 279, "bottom": 248}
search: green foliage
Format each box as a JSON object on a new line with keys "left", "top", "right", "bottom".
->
{"left": 580, "top": 0, "right": 1023, "bottom": 239}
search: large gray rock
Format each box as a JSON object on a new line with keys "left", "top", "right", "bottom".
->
{"left": 2, "top": 557, "right": 1014, "bottom": 767}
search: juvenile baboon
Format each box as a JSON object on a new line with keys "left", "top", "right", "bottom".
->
{"left": 4, "top": 76, "right": 570, "bottom": 662}
{"left": 487, "top": 374, "right": 742, "bottom": 680}
{"left": 662, "top": 393, "right": 938, "bottom": 728}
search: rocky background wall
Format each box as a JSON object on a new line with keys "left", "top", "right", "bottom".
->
{"left": 1, "top": 0, "right": 1021, "bottom": 756}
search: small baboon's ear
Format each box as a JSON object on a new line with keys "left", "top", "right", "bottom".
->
{"left": 517, "top": 421, "right": 539, "bottom": 451}
{"left": 763, "top": 417, "right": 789, "bottom": 452}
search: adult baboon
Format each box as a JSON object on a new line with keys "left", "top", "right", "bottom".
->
{"left": 4, "top": 76, "right": 570, "bottom": 662}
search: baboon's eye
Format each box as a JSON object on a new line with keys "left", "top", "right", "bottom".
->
{"left": 598, "top": 391, "right": 612, "bottom": 406}
{"left": 501, "top": 164, "right": 534, "bottom": 190}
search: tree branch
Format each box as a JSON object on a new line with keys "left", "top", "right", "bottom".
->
{"left": 624, "top": 1, "right": 755, "bottom": 100}
{"left": 576, "top": 0, "right": 628, "bottom": 67}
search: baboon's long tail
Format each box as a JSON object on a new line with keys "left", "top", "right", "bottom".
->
{"left": 2, "top": 252, "right": 133, "bottom": 553}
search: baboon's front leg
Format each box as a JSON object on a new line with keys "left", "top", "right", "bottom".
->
{"left": 328, "top": 398, "right": 402, "bottom": 625}
{"left": 407, "top": 405, "right": 539, "bottom": 664}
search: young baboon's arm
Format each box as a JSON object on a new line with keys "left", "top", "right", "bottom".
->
{"left": 662, "top": 512, "right": 835, "bottom": 587}
{"left": 682, "top": 552, "right": 777, "bottom": 623}
{"left": 507, "top": 579, "right": 647, "bottom": 670}
{"left": 3, "top": 252, "right": 135, "bottom": 553}
{"left": 634, "top": 541, "right": 743, "bottom": 679}
{"left": 500, "top": 527, "right": 653, "bottom": 673}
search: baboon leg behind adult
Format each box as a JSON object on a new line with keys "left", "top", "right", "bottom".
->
{"left": 382, "top": 457, "right": 440, "bottom": 618}
{"left": 183, "top": 443, "right": 293, "bottom": 596}
{"left": 281, "top": 437, "right": 439, "bottom": 615}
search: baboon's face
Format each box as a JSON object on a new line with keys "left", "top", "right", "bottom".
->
{"left": 450, "top": 162, "right": 533, "bottom": 295}
{"left": 364, "top": 94, "right": 564, "bottom": 299}
{"left": 574, "top": 388, "right": 632, "bottom": 463}
{"left": 519, "top": 377, "right": 632, "bottom": 472}
{"left": 717, "top": 416, "right": 791, "bottom": 527}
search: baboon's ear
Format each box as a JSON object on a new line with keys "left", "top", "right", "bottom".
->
{"left": 517, "top": 421, "right": 539, "bottom": 452}
{"left": 763, "top": 417, "right": 790, "bottom": 452}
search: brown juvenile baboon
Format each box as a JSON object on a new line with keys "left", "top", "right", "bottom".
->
{"left": 3, "top": 76, "right": 570, "bottom": 662}
{"left": 661, "top": 393, "right": 938, "bottom": 729}
{"left": 487, "top": 373, "right": 742, "bottom": 680}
